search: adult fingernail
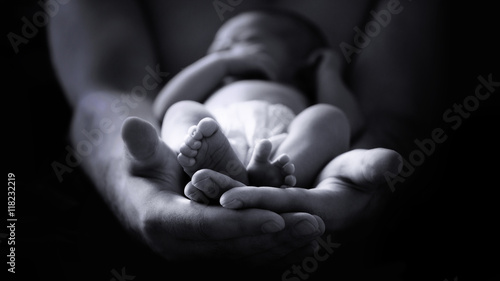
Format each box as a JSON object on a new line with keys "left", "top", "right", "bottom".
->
{"left": 221, "top": 199, "right": 242, "bottom": 209}
{"left": 293, "top": 220, "right": 317, "bottom": 237}
{"left": 194, "top": 178, "right": 216, "bottom": 196}
{"left": 261, "top": 221, "right": 282, "bottom": 233}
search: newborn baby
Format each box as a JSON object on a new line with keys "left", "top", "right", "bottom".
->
{"left": 154, "top": 9, "right": 363, "bottom": 202}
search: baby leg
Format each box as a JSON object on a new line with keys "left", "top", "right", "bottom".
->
{"left": 314, "top": 49, "right": 364, "bottom": 136}
{"left": 247, "top": 139, "right": 296, "bottom": 187}
{"left": 273, "top": 104, "right": 350, "bottom": 188}
{"left": 162, "top": 101, "right": 248, "bottom": 183}
{"left": 161, "top": 100, "right": 214, "bottom": 153}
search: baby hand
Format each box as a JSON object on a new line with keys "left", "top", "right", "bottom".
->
{"left": 308, "top": 48, "right": 346, "bottom": 72}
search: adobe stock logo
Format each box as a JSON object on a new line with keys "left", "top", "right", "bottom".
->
{"left": 385, "top": 73, "right": 498, "bottom": 191}
{"left": 282, "top": 235, "right": 341, "bottom": 281}
{"left": 339, "top": 0, "right": 405, "bottom": 63}
{"left": 51, "top": 64, "right": 169, "bottom": 182}
{"left": 110, "top": 267, "right": 135, "bottom": 281}
{"left": 213, "top": 0, "right": 244, "bottom": 21}
{"left": 7, "top": 0, "right": 71, "bottom": 54}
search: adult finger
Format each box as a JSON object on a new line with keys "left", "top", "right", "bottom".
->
{"left": 175, "top": 212, "right": 324, "bottom": 263}
{"left": 220, "top": 186, "right": 318, "bottom": 213}
{"left": 317, "top": 148, "right": 402, "bottom": 188}
{"left": 157, "top": 213, "right": 322, "bottom": 262}
{"left": 190, "top": 169, "right": 246, "bottom": 200}
{"left": 220, "top": 148, "right": 402, "bottom": 213}
{"left": 239, "top": 213, "right": 325, "bottom": 265}
{"left": 184, "top": 181, "right": 211, "bottom": 203}
{"left": 151, "top": 193, "right": 286, "bottom": 241}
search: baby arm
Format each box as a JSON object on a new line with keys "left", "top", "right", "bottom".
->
{"left": 153, "top": 48, "right": 278, "bottom": 120}
{"left": 153, "top": 53, "right": 230, "bottom": 120}
{"left": 313, "top": 49, "right": 365, "bottom": 137}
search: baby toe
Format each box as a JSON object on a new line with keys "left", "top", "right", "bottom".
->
{"left": 184, "top": 134, "right": 202, "bottom": 150}
{"left": 274, "top": 154, "right": 291, "bottom": 167}
{"left": 179, "top": 143, "right": 198, "bottom": 157}
{"left": 178, "top": 153, "right": 196, "bottom": 167}
{"left": 283, "top": 175, "right": 297, "bottom": 187}
{"left": 251, "top": 139, "right": 273, "bottom": 163}
{"left": 197, "top": 118, "right": 219, "bottom": 137}
{"left": 282, "top": 163, "right": 295, "bottom": 175}
{"left": 188, "top": 125, "right": 203, "bottom": 141}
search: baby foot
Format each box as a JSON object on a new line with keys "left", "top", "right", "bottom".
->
{"left": 247, "top": 139, "right": 296, "bottom": 187}
{"left": 177, "top": 117, "right": 248, "bottom": 184}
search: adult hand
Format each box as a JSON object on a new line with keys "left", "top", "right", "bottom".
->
{"left": 216, "top": 148, "right": 401, "bottom": 234}
{"left": 119, "top": 117, "right": 325, "bottom": 264}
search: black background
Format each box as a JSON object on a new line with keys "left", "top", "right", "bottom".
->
{"left": 3, "top": 1, "right": 499, "bottom": 280}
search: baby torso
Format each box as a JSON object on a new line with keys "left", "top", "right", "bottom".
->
{"left": 204, "top": 80, "right": 308, "bottom": 164}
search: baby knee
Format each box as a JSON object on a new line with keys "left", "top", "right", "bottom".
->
{"left": 166, "top": 100, "right": 203, "bottom": 113}
{"left": 163, "top": 100, "right": 206, "bottom": 121}
{"left": 311, "top": 104, "right": 348, "bottom": 126}
{"left": 310, "top": 104, "right": 350, "bottom": 140}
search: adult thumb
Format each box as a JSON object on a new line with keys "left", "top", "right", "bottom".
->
{"left": 121, "top": 117, "right": 172, "bottom": 172}
{"left": 317, "top": 148, "right": 402, "bottom": 189}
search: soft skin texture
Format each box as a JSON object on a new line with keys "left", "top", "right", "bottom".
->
{"left": 49, "top": 0, "right": 444, "bottom": 264}
{"left": 220, "top": 148, "right": 402, "bottom": 234}
{"left": 156, "top": 11, "right": 359, "bottom": 191}
{"left": 48, "top": 0, "right": 325, "bottom": 264}
{"left": 183, "top": 148, "right": 402, "bottom": 234}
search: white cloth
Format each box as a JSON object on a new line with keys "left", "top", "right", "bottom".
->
{"left": 211, "top": 100, "right": 295, "bottom": 165}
